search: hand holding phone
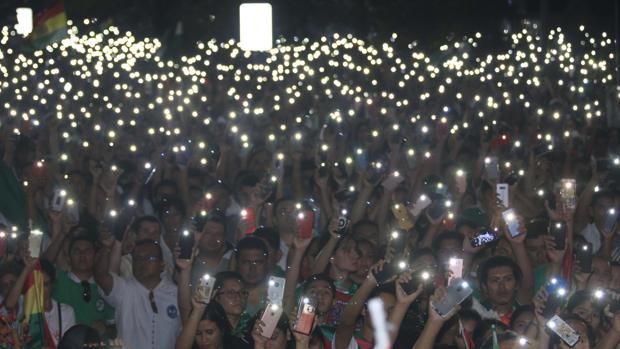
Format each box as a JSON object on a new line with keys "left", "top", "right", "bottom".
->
{"left": 296, "top": 209, "right": 314, "bottom": 239}
{"left": 547, "top": 315, "right": 580, "bottom": 347}
{"left": 196, "top": 274, "right": 215, "bottom": 303}
{"left": 28, "top": 229, "right": 44, "bottom": 259}
{"left": 496, "top": 183, "right": 509, "bottom": 208}
{"left": 604, "top": 208, "right": 618, "bottom": 235}
{"left": 179, "top": 229, "right": 194, "bottom": 260}
{"left": 542, "top": 277, "right": 568, "bottom": 318}
{"left": 432, "top": 278, "right": 473, "bottom": 317}
{"left": 268, "top": 276, "right": 286, "bottom": 305}
{"left": 400, "top": 269, "right": 434, "bottom": 295}
{"left": 575, "top": 243, "right": 593, "bottom": 273}
{"left": 502, "top": 209, "right": 523, "bottom": 238}
{"left": 240, "top": 207, "right": 257, "bottom": 235}
{"left": 259, "top": 303, "right": 284, "bottom": 339}
{"left": 549, "top": 221, "right": 566, "bottom": 250}
{"left": 470, "top": 228, "right": 499, "bottom": 247}
{"left": 293, "top": 297, "right": 316, "bottom": 335}
{"left": 484, "top": 156, "right": 499, "bottom": 181}
{"left": 50, "top": 188, "right": 67, "bottom": 212}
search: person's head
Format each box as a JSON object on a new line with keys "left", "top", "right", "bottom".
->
{"left": 234, "top": 236, "right": 269, "bottom": 286}
{"left": 352, "top": 220, "right": 380, "bottom": 244}
{"left": 550, "top": 315, "right": 593, "bottom": 349}
{"left": 524, "top": 218, "right": 549, "bottom": 267}
{"left": 157, "top": 196, "right": 186, "bottom": 235}
{"left": 213, "top": 271, "right": 247, "bottom": 318}
{"left": 131, "top": 239, "right": 164, "bottom": 283}
{"left": 67, "top": 235, "right": 96, "bottom": 275}
{"left": 0, "top": 262, "right": 21, "bottom": 298}
{"left": 510, "top": 304, "right": 536, "bottom": 335}
{"left": 204, "top": 182, "right": 232, "bottom": 211}
{"left": 196, "top": 212, "right": 227, "bottom": 254}
{"left": 57, "top": 324, "right": 102, "bottom": 349}
{"left": 40, "top": 259, "right": 56, "bottom": 302}
{"left": 409, "top": 248, "right": 439, "bottom": 270}
{"left": 154, "top": 179, "right": 179, "bottom": 203}
{"left": 588, "top": 256, "right": 611, "bottom": 289}
{"left": 479, "top": 330, "right": 518, "bottom": 349}
{"left": 328, "top": 236, "right": 360, "bottom": 274}
{"left": 591, "top": 190, "right": 615, "bottom": 230}
{"left": 272, "top": 198, "right": 297, "bottom": 236}
{"left": 478, "top": 256, "right": 523, "bottom": 308}
{"left": 353, "top": 238, "right": 376, "bottom": 279}
{"left": 567, "top": 291, "right": 603, "bottom": 332}
{"left": 303, "top": 274, "right": 336, "bottom": 314}
{"left": 194, "top": 303, "right": 230, "bottom": 349}
{"left": 253, "top": 227, "right": 283, "bottom": 270}
{"left": 133, "top": 215, "right": 162, "bottom": 241}
{"left": 432, "top": 230, "right": 464, "bottom": 265}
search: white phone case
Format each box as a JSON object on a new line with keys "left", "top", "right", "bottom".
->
{"left": 547, "top": 315, "right": 580, "bottom": 347}
{"left": 260, "top": 303, "right": 283, "bottom": 339}
{"left": 496, "top": 183, "right": 509, "bottom": 208}
{"left": 267, "top": 276, "right": 286, "bottom": 305}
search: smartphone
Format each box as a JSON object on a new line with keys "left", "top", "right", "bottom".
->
{"left": 575, "top": 243, "right": 593, "bottom": 273}
{"left": 471, "top": 228, "right": 499, "bottom": 247}
{"left": 389, "top": 230, "right": 408, "bottom": 257}
{"left": 485, "top": 156, "right": 499, "bottom": 181}
{"left": 408, "top": 194, "right": 431, "bottom": 217}
{"left": 432, "top": 278, "right": 473, "bottom": 317}
{"left": 533, "top": 144, "right": 553, "bottom": 158}
{"left": 392, "top": 203, "right": 414, "bottom": 230}
{"left": 428, "top": 196, "right": 447, "bottom": 220}
{"left": 373, "top": 260, "right": 397, "bottom": 285}
{"left": 50, "top": 188, "right": 67, "bottom": 212}
{"left": 382, "top": 171, "right": 405, "bottom": 191}
{"left": 179, "top": 229, "right": 194, "bottom": 260}
{"left": 401, "top": 269, "right": 433, "bottom": 295}
{"left": 502, "top": 209, "right": 522, "bottom": 238}
{"left": 337, "top": 209, "right": 349, "bottom": 236}
{"left": 296, "top": 210, "right": 314, "bottom": 239}
{"left": 260, "top": 303, "right": 284, "bottom": 339}
{"left": 537, "top": 188, "right": 556, "bottom": 209}
{"left": 496, "top": 183, "right": 509, "bottom": 208}
{"left": 354, "top": 148, "right": 368, "bottom": 171}
{"left": 240, "top": 207, "right": 257, "bottom": 234}
{"left": 455, "top": 170, "right": 467, "bottom": 195}
{"left": 549, "top": 221, "right": 566, "bottom": 250}
{"left": 448, "top": 258, "right": 463, "bottom": 285}
{"left": 604, "top": 208, "right": 618, "bottom": 234}
{"left": 268, "top": 276, "right": 286, "bottom": 305}
{"left": 293, "top": 297, "right": 316, "bottom": 335}
{"left": 546, "top": 315, "right": 580, "bottom": 347}
{"left": 196, "top": 274, "right": 215, "bottom": 303}
{"left": 542, "top": 277, "right": 568, "bottom": 318}
{"left": 505, "top": 170, "right": 519, "bottom": 186}
{"left": 559, "top": 179, "right": 576, "bottom": 212}
{"left": 28, "top": 230, "right": 44, "bottom": 259}
{"left": 368, "top": 161, "right": 388, "bottom": 183}
{"left": 597, "top": 158, "right": 611, "bottom": 172}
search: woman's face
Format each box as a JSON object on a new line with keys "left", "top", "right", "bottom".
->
{"left": 331, "top": 238, "right": 359, "bottom": 273}
{"left": 571, "top": 300, "right": 601, "bottom": 331}
{"left": 305, "top": 280, "right": 334, "bottom": 314}
{"left": 511, "top": 311, "right": 536, "bottom": 335}
{"left": 195, "top": 319, "right": 223, "bottom": 349}
{"left": 215, "top": 279, "right": 246, "bottom": 317}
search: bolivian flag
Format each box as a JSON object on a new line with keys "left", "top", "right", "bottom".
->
{"left": 22, "top": 260, "right": 55, "bottom": 349}
{"left": 30, "top": 1, "right": 68, "bottom": 48}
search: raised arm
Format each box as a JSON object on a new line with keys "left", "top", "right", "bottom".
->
{"left": 5, "top": 256, "right": 36, "bottom": 311}
{"left": 175, "top": 293, "right": 207, "bottom": 349}
{"left": 283, "top": 236, "right": 311, "bottom": 314}
{"left": 411, "top": 288, "right": 459, "bottom": 349}
{"left": 311, "top": 218, "right": 340, "bottom": 275}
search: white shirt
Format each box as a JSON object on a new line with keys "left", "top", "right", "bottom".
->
{"left": 45, "top": 301, "right": 76, "bottom": 346}
{"left": 332, "top": 334, "right": 360, "bottom": 349}
{"left": 102, "top": 273, "right": 181, "bottom": 349}
{"left": 580, "top": 223, "right": 602, "bottom": 253}
{"left": 277, "top": 239, "right": 290, "bottom": 271}
{"left": 119, "top": 237, "right": 175, "bottom": 281}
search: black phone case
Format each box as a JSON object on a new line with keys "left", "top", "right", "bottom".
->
{"left": 550, "top": 222, "right": 566, "bottom": 250}
{"left": 373, "top": 261, "right": 396, "bottom": 284}
{"left": 576, "top": 245, "right": 592, "bottom": 273}
{"left": 179, "top": 233, "right": 194, "bottom": 260}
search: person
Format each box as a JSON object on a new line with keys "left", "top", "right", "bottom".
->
{"left": 175, "top": 291, "right": 231, "bottom": 349}
{"left": 191, "top": 211, "right": 235, "bottom": 285}
{"left": 272, "top": 198, "right": 298, "bottom": 271}
{"left": 234, "top": 236, "right": 271, "bottom": 316}
{"left": 57, "top": 324, "right": 102, "bottom": 349}
{"left": 50, "top": 235, "right": 114, "bottom": 333}
{"left": 95, "top": 239, "right": 181, "bottom": 349}
{"left": 579, "top": 191, "right": 616, "bottom": 254}
{"left": 5, "top": 258, "right": 76, "bottom": 346}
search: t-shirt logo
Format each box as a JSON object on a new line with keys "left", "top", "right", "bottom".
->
{"left": 166, "top": 305, "right": 178, "bottom": 319}
{"left": 95, "top": 298, "right": 105, "bottom": 312}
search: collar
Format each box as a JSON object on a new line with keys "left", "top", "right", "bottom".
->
{"left": 68, "top": 271, "right": 95, "bottom": 284}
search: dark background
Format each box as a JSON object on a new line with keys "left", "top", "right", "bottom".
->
{"left": 0, "top": 0, "right": 617, "bottom": 53}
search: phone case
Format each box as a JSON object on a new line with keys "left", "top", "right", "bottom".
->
{"left": 485, "top": 157, "right": 499, "bottom": 181}
{"left": 373, "top": 261, "right": 397, "bottom": 285}
{"left": 260, "top": 303, "right": 283, "bottom": 339}
{"left": 382, "top": 172, "right": 405, "bottom": 191}
{"left": 293, "top": 297, "right": 316, "bottom": 335}
{"left": 496, "top": 183, "right": 509, "bottom": 208}
{"left": 240, "top": 207, "right": 257, "bottom": 234}
{"left": 550, "top": 221, "right": 566, "bottom": 250}
{"left": 448, "top": 258, "right": 463, "bottom": 284}
{"left": 502, "top": 209, "right": 522, "bottom": 237}
{"left": 389, "top": 230, "right": 408, "bottom": 257}
{"left": 51, "top": 188, "right": 67, "bottom": 212}
{"left": 196, "top": 274, "right": 215, "bottom": 303}
{"left": 559, "top": 179, "right": 576, "bottom": 211}
{"left": 408, "top": 195, "right": 431, "bottom": 217}
{"left": 268, "top": 276, "right": 286, "bottom": 305}
{"left": 28, "top": 231, "right": 43, "bottom": 259}
{"left": 433, "top": 278, "right": 473, "bottom": 317}
{"left": 296, "top": 210, "right": 314, "bottom": 239}
{"left": 337, "top": 215, "right": 349, "bottom": 236}
{"left": 401, "top": 269, "right": 433, "bottom": 295}
{"left": 392, "top": 203, "right": 414, "bottom": 230}
{"left": 604, "top": 209, "right": 618, "bottom": 234}
{"left": 471, "top": 229, "right": 499, "bottom": 247}
{"left": 179, "top": 230, "right": 194, "bottom": 260}
{"left": 547, "top": 315, "right": 580, "bottom": 347}
{"left": 575, "top": 243, "right": 593, "bottom": 273}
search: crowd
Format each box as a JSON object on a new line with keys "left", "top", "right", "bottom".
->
{"left": 0, "top": 18, "right": 619, "bottom": 349}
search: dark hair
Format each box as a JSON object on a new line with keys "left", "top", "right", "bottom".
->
{"left": 194, "top": 210, "right": 226, "bottom": 233}
{"left": 39, "top": 259, "right": 56, "bottom": 283}
{"left": 303, "top": 273, "right": 336, "bottom": 296}
{"left": 132, "top": 215, "right": 161, "bottom": 234}
{"left": 478, "top": 256, "right": 523, "bottom": 286}
{"left": 351, "top": 219, "right": 379, "bottom": 235}
{"left": 234, "top": 236, "right": 269, "bottom": 257}
{"left": 68, "top": 235, "right": 95, "bottom": 254}
{"left": 252, "top": 227, "right": 280, "bottom": 251}
{"left": 156, "top": 196, "right": 187, "bottom": 218}
{"left": 549, "top": 314, "right": 594, "bottom": 347}
{"left": 510, "top": 304, "right": 535, "bottom": 329}
{"left": 200, "top": 302, "right": 233, "bottom": 334}
{"left": 479, "top": 330, "right": 517, "bottom": 349}
{"left": 0, "top": 261, "right": 22, "bottom": 280}
{"left": 431, "top": 230, "right": 464, "bottom": 252}
{"left": 133, "top": 239, "right": 163, "bottom": 259}
{"left": 591, "top": 190, "right": 615, "bottom": 207}
{"left": 213, "top": 271, "right": 243, "bottom": 294}
{"left": 57, "top": 324, "right": 102, "bottom": 349}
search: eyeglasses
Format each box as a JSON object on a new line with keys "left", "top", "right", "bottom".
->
{"left": 81, "top": 281, "right": 91, "bottom": 303}
{"left": 216, "top": 289, "right": 248, "bottom": 299}
{"left": 149, "top": 290, "right": 158, "bottom": 314}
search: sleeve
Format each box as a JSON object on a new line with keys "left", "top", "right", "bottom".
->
{"left": 100, "top": 273, "right": 128, "bottom": 308}
{"left": 61, "top": 303, "right": 76, "bottom": 337}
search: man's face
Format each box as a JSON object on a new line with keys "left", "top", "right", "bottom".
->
{"left": 331, "top": 238, "right": 360, "bottom": 273}
{"left": 483, "top": 266, "right": 517, "bottom": 307}
{"left": 69, "top": 240, "right": 95, "bottom": 273}
{"left": 305, "top": 280, "right": 334, "bottom": 314}
{"left": 199, "top": 221, "right": 226, "bottom": 253}
{"left": 131, "top": 243, "right": 164, "bottom": 281}
{"left": 236, "top": 249, "right": 269, "bottom": 286}
{"left": 137, "top": 221, "right": 161, "bottom": 241}
{"left": 161, "top": 206, "right": 184, "bottom": 234}
{"left": 525, "top": 236, "right": 547, "bottom": 267}
{"left": 273, "top": 200, "right": 297, "bottom": 236}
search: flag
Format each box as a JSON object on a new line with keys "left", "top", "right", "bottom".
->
{"left": 30, "top": 1, "right": 68, "bottom": 48}
{"left": 22, "top": 260, "right": 55, "bottom": 349}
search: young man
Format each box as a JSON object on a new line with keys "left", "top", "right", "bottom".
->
{"left": 52, "top": 236, "right": 114, "bottom": 332}
{"left": 272, "top": 197, "right": 298, "bottom": 271}
{"left": 191, "top": 211, "right": 234, "bottom": 286}
{"left": 234, "top": 236, "right": 270, "bottom": 317}
{"left": 95, "top": 239, "right": 181, "bottom": 349}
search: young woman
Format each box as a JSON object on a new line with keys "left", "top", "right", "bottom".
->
{"left": 176, "top": 292, "right": 231, "bottom": 349}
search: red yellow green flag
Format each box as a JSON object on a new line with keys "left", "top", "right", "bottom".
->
{"left": 30, "top": 1, "right": 68, "bottom": 49}
{"left": 22, "top": 260, "right": 55, "bottom": 349}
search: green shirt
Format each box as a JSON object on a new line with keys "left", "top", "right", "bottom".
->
{"left": 52, "top": 271, "right": 114, "bottom": 327}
